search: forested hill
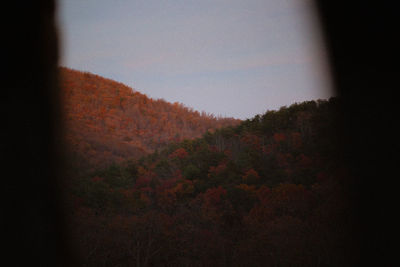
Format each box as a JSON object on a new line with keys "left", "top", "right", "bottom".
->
{"left": 59, "top": 67, "right": 240, "bottom": 168}
{"left": 68, "top": 97, "right": 354, "bottom": 266}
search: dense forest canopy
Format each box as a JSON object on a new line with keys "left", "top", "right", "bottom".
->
{"left": 62, "top": 80, "right": 353, "bottom": 266}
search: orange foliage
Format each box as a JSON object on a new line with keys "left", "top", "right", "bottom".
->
{"left": 59, "top": 67, "right": 240, "bottom": 167}
{"left": 236, "top": 184, "right": 257, "bottom": 193}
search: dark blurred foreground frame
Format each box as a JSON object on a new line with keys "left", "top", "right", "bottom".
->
{"left": 315, "top": 0, "right": 397, "bottom": 266}
{"left": 1, "top": 0, "right": 396, "bottom": 266}
{"left": 2, "top": 0, "right": 74, "bottom": 266}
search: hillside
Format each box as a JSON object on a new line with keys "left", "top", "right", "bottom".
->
{"left": 67, "top": 97, "right": 354, "bottom": 266}
{"left": 60, "top": 67, "right": 240, "bottom": 168}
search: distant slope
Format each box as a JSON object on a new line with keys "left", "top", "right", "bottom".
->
{"left": 59, "top": 67, "right": 240, "bottom": 168}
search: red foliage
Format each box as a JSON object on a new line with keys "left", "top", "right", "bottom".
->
{"left": 169, "top": 148, "right": 189, "bottom": 159}
{"left": 241, "top": 133, "right": 262, "bottom": 150}
{"left": 208, "top": 145, "right": 219, "bottom": 153}
{"left": 276, "top": 153, "right": 293, "bottom": 168}
{"left": 203, "top": 186, "right": 227, "bottom": 206}
{"left": 208, "top": 162, "right": 227, "bottom": 178}
{"left": 262, "top": 144, "right": 274, "bottom": 155}
{"left": 290, "top": 132, "right": 302, "bottom": 149}
{"left": 273, "top": 132, "right": 286, "bottom": 143}
{"left": 256, "top": 185, "right": 271, "bottom": 205}
{"left": 242, "top": 168, "right": 260, "bottom": 181}
{"left": 91, "top": 176, "right": 103, "bottom": 182}
{"left": 247, "top": 183, "right": 313, "bottom": 225}
{"left": 223, "top": 149, "right": 232, "bottom": 157}
{"left": 135, "top": 170, "right": 156, "bottom": 188}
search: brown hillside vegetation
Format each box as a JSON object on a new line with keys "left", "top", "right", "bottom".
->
{"left": 59, "top": 67, "right": 240, "bottom": 168}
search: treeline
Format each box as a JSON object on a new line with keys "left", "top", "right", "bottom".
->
{"left": 66, "top": 97, "right": 357, "bottom": 266}
{"left": 60, "top": 67, "right": 240, "bottom": 169}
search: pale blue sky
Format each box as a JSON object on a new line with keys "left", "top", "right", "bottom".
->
{"left": 58, "top": 0, "right": 333, "bottom": 119}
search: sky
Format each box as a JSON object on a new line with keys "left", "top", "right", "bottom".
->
{"left": 58, "top": 0, "right": 333, "bottom": 120}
